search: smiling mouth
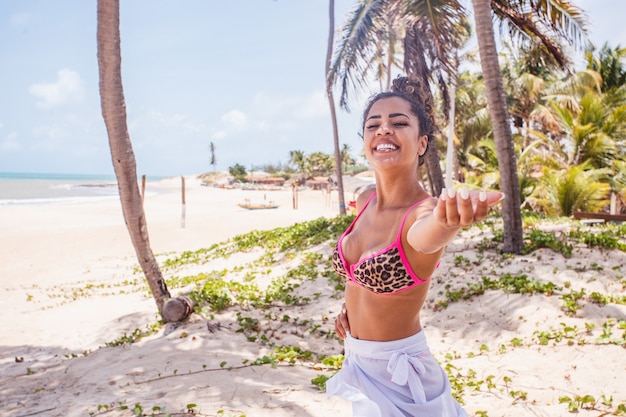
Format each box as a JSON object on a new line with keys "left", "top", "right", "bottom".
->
{"left": 375, "top": 143, "right": 398, "bottom": 152}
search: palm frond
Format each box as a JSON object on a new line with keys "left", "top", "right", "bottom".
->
{"left": 330, "top": 0, "right": 393, "bottom": 110}
{"left": 490, "top": 0, "right": 589, "bottom": 70}
{"left": 531, "top": 162, "right": 611, "bottom": 216}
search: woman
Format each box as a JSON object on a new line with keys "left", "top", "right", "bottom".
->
{"left": 327, "top": 79, "right": 503, "bottom": 417}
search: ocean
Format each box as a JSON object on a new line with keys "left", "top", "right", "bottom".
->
{"left": 0, "top": 172, "right": 162, "bottom": 206}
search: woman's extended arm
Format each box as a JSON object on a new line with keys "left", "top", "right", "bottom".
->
{"left": 407, "top": 188, "right": 503, "bottom": 254}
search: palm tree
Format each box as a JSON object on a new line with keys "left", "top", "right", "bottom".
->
{"left": 470, "top": 0, "right": 588, "bottom": 253}
{"left": 332, "top": 0, "right": 589, "bottom": 252}
{"left": 585, "top": 42, "right": 626, "bottom": 93}
{"left": 530, "top": 162, "right": 611, "bottom": 217}
{"left": 549, "top": 92, "right": 619, "bottom": 168}
{"left": 97, "top": 0, "right": 192, "bottom": 322}
{"left": 501, "top": 48, "right": 550, "bottom": 148}
{"left": 340, "top": 143, "right": 356, "bottom": 171}
{"left": 453, "top": 70, "right": 490, "bottom": 179}
{"left": 209, "top": 141, "right": 217, "bottom": 172}
{"left": 330, "top": 0, "right": 469, "bottom": 196}
{"left": 289, "top": 150, "right": 307, "bottom": 179}
{"left": 326, "top": 0, "right": 347, "bottom": 215}
{"left": 331, "top": 1, "right": 400, "bottom": 110}
{"left": 469, "top": 0, "right": 523, "bottom": 253}
{"left": 307, "top": 152, "right": 335, "bottom": 177}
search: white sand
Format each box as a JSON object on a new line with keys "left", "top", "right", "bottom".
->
{"left": 1, "top": 176, "right": 625, "bottom": 417}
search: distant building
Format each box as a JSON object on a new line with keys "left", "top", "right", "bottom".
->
{"left": 245, "top": 173, "right": 286, "bottom": 186}
{"left": 253, "top": 177, "right": 285, "bottom": 186}
{"left": 306, "top": 176, "right": 331, "bottom": 190}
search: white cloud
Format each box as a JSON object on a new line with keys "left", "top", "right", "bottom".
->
{"left": 221, "top": 109, "right": 249, "bottom": 129}
{"left": 30, "top": 124, "right": 65, "bottom": 150}
{"left": 251, "top": 90, "right": 329, "bottom": 121}
{"left": 297, "top": 90, "right": 329, "bottom": 119}
{"left": 1, "top": 132, "right": 21, "bottom": 151}
{"left": 211, "top": 130, "right": 227, "bottom": 139}
{"left": 29, "top": 69, "right": 85, "bottom": 109}
{"left": 131, "top": 110, "right": 206, "bottom": 132}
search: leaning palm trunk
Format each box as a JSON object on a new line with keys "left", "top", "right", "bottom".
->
{"left": 97, "top": 0, "right": 171, "bottom": 312}
{"left": 471, "top": 0, "right": 523, "bottom": 253}
{"left": 326, "top": 0, "right": 347, "bottom": 215}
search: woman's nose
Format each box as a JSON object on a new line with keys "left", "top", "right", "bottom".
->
{"left": 377, "top": 122, "right": 393, "bottom": 135}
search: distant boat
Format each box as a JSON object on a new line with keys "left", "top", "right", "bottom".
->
{"left": 238, "top": 199, "right": 279, "bottom": 210}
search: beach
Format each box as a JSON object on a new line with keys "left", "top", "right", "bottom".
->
{"left": 1, "top": 175, "right": 625, "bottom": 417}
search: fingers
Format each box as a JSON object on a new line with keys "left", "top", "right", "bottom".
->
{"left": 471, "top": 191, "right": 505, "bottom": 220}
{"left": 442, "top": 188, "right": 460, "bottom": 224}
{"left": 472, "top": 191, "right": 489, "bottom": 221}
{"left": 439, "top": 187, "right": 471, "bottom": 226}
{"left": 334, "top": 303, "right": 350, "bottom": 340}
{"left": 458, "top": 187, "right": 474, "bottom": 225}
{"left": 438, "top": 188, "right": 504, "bottom": 226}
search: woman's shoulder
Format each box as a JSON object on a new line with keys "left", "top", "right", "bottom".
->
{"left": 355, "top": 185, "right": 377, "bottom": 211}
{"left": 407, "top": 193, "right": 438, "bottom": 223}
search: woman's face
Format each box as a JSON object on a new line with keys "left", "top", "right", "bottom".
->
{"left": 362, "top": 96, "right": 428, "bottom": 169}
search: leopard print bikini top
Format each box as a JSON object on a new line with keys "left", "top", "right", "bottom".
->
{"left": 332, "top": 192, "right": 433, "bottom": 295}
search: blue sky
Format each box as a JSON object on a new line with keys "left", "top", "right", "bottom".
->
{"left": 1, "top": 0, "right": 625, "bottom": 177}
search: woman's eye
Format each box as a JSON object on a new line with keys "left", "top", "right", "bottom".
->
{"left": 364, "top": 120, "right": 408, "bottom": 130}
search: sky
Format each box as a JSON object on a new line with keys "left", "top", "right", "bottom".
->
{"left": 1, "top": 0, "right": 625, "bottom": 177}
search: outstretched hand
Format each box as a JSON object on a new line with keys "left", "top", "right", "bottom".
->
{"left": 434, "top": 188, "right": 504, "bottom": 227}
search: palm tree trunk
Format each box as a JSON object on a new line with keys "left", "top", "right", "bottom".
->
{"left": 327, "top": 0, "right": 346, "bottom": 215}
{"left": 97, "top": 0, "right": 172, "bottom": 312}
{"left": 471, "top": 0, "right": 523, "bottom": 253}
{"left": 404, "top": 24, "right": 445, "bottom": 196}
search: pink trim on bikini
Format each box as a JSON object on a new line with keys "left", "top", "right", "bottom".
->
{"left": 337, "top": 192, "right": 433, "bottom": 292}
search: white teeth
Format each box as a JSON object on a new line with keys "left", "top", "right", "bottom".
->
{"left": 376, "top": 143, "right": 397, "bottom": 151}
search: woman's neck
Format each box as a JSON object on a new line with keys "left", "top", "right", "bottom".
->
{"left": 373, "top": 175, "right": 427, "bottom": 209}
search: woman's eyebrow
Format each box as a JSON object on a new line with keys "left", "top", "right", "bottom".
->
{"left": 365, "top": 112, "right": 409, "bottom": 122}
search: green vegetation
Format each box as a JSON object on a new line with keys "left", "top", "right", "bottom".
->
{"left": 41, "top": 213, "right": 624, "bottom": 416}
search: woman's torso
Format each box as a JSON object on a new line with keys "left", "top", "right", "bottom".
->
{"left": 334, "top": 190, "right": 441, "bottom": 341}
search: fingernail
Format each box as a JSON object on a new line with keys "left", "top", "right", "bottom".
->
{"left": 441, "top": 188, "right": 447, "bottom": 201}
{"left": 460, "top": 187, "right": 469, "bottom": 199}
{"left": 479, "top": 191, "right": 487, "bottom": 202}
{"left": 447, "top": 187, "right": 456, "bottom": 199}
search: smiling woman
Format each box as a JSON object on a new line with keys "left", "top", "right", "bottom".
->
{"left": 326, "top": 77, "right": 504, "bottom": 417}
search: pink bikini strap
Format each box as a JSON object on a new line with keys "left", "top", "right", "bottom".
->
{"left": 395, "top": 196, "right": 435, "bottom": 243}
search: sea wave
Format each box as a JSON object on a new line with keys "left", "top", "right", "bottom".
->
{"left": 49, "top": 182, "right": 119, "bottom": 193}
{"left": 0, "top": 195, "right": 120, "bottom": 207}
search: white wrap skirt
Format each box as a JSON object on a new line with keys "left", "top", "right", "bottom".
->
{"left": 326, "top": 330, "right": 468, "bottom": 417}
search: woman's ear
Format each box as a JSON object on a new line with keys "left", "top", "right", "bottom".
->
{"left": 417, "top": 134, "right": 428, "bottom": 156}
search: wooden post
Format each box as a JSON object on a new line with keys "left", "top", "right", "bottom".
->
{"left": 181, "top": 176, "right": 186, "bottom": 228}
{"left": 292, "top": 182, "right": 298, "bottom": 209}
{"left": 325, "top": 183, "right": 331, "bottom": 207}
{"left": 610, "top": 192, "right": 617, "bottom": 215}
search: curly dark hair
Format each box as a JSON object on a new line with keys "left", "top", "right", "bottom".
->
{"left": 361, "top": 76, "right": 434, "bottom": 166}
